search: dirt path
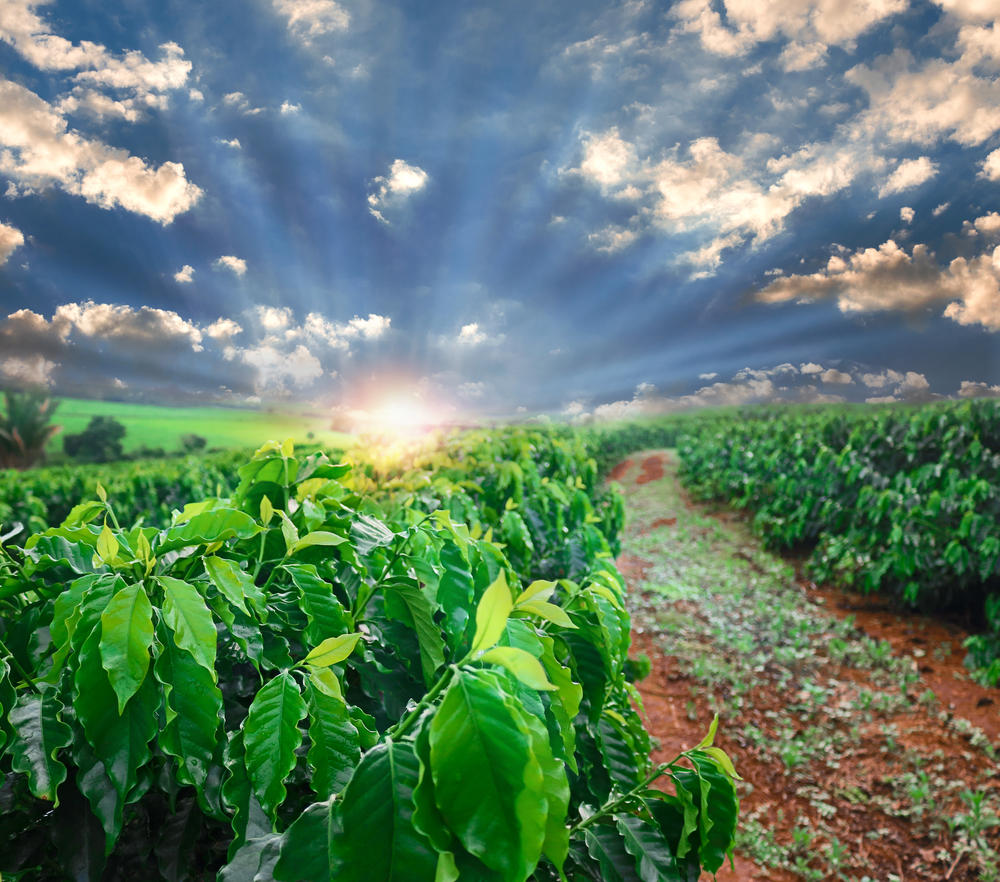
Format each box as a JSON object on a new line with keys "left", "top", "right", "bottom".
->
{"left": 614, "top": 452, "right": 1000, "bottom": 882}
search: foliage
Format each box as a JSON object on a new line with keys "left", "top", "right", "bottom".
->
{"left": 64, "top": 416, "right": 128, "bottom": 464}
{"left": 670, "top": 400, "right": 1000, "bottom": 683}
{"left": 180, "top": 434, "right": 208, "bottom": 453}
{"left": 0, "top": 390, "right": 61, "bottom": 471}
{"left": 0, "top": 434, "right": 738, "bottom": 880}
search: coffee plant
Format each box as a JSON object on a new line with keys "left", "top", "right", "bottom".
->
{"left": 0, "top": 435, "right": 738, "bottom": 880}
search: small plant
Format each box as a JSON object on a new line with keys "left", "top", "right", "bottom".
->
{"left": 0, "top": 389, "right": 61, "bottom": 470}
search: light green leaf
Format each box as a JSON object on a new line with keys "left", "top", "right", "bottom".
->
{"left": 243, "top": 671, "right": 306, "bottom": 821}
{"left": 302, "top": 633, "right": 361, "bottom": 668}
{"left": 259, "top": 495, "right": 274, "bottom": 526}
{"left": 514, "top": 580, "right": 556, "bottom": 606}
{"left": 99, "top": 582, "right": 154, "bottom": 712}
{"left": 278, "top": 511, "right": 299, "bottom": 552}
{"left": 517, "top": 600, "right": 576, "bottom": 629}
{"left": 470, "top": 571, "right": 513, "bottom": 653}
{"left": 205, "top": 555, "right": 260, "bottom": 616}
{"left": 429, "top": 669, "right": 547, "bottom": 879}
{"left": 96, "top": 523, "right": 119, "bottom": 564}
{"left": 289, "top": 531, "right": 347, "bottom": 555}
{"left": 695, "top": 713, "right": 719, "bottom": 750}
{"left": 159, "top": 576, "right": 218, "bottom": 679}
{"left": 701, "top": 746, "right": 742, "bottom": 781}
{"left": 480, "top": 646, "right": 556, "bottom": 691}
{"left": 158, "top": 509, "right": 260, "bottom": 553}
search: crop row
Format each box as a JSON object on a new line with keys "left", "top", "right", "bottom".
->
{"left": 0, "top": 430, "right": 737, "bottom": 881}
{"left": 668, "top": 399, "right": 1000, "bottom": 684}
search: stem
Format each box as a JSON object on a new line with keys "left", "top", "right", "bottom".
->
{"left": 103, "top": 503, "right": 121, "bottom": 531}
{"left": 352, "top": 513, "right": 433, "bottom": 621}
{"left": 569, "top": 762, "right": 674, "bottom": 835}
{"left": 252, "top": 529, "right": 268, "bottom": 579}
{"left": 0, "top": 636, "right": 40, "bottom": 695}
{"left": 386, "top": 664, "right": 457, "bottom": 740}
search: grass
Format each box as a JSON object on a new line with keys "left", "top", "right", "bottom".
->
{"left": 50, "top": 397, "right": 354, "bottom": 454}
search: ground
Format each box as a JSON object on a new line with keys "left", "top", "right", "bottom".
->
{"left": 50, "top": 398, "right": 353, "bottom": 454}
{"left": 614, "top": 451, "right": 1000, "bottom": 882}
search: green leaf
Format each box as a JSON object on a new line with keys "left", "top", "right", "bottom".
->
{"left": 158, "top": 575, "right": 218, "bottom": 679}
{"left": 617, "top": 816, "right": 685, "bottom": 882}
{"left": 480, "top": 646, "right": 556, "bottom": 691}
{"left": 8, "top": 690, "right": 73, "bottom": 804}
{"left": 285, "top": 563, "right": 352, "bottom": 645}
{"left": 96, "top": 523, "right": 119, "bottom": 564}
{"left": 516, "top": 600, "right": 576, "bottom": 629}
{"left": 243, "top": 671, "right": 306, "bottom": 821}
{"left": 695, "top": 714, "right": 718, "bottom": 750}
{"left": 289, "top": 531, "right": 348, "bottom": 555}
{"left": 688, "top": 753, "right": 739, "bottom": 874}
{"left": 62, "top": 500, "right": 105, "bottom": 528}
{"left": 99, "top": 581, "right": 154, "bottom": 712}
{"left": 302, "top": 632, "right": 362, "bottom": 668}
{"left": 279, "top": 510, "right": 299, "bottom": 551}
{"left": 154, "top": 626, "right": 223, "bottom": 807}
{"left": 158, "top": 508, "right": 260, "bottom": 553}
{"left": 205, "top": 555, "right": 263, "bottom": 616}
{"left": 584, "top": 825, "right": 643, "bottom": 882}
{"left": 471, "top": 570, "right": 513, "bottom": 653}
{"left": 260, "top": 495, "right": 274, "bottom": 526}
{"left": 274, "top": 797, "right": 340, "bottom": 882}
{"left": 385, "top": 579, "right": 446, "bottom": 686}
{"left": 701, "top": 746, "right": 741, "bottom": 781}
{"left": 350, "top": 514, "right": 395, "bottom": 556}
{"left": 514, "top": 580, "right": 556, "bottom": 606}
{"left": 331, "top": 740, "right": 438, "bottom": 882}
{"left": 73, "top": 629, "right": 158, "bottom": 850}
{"left": 429, "top": 669, "right": 547, "bottom": 879}
{"left": 305, "top": 676, "right": 361, "bottom": 799}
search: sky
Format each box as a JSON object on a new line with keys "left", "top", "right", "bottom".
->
{"left": 0, "top": 0, "right": 999, "bottom": 422}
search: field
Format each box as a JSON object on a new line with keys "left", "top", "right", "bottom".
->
{"left": 0, "top": 400, "right": 997, "bottom": 881}
{"left": 52, "top": 397, "right": 354, "bottom": 454}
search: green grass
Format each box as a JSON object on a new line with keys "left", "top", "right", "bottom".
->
{"left": 50, "top": 398, "right": 354, "bottom": 454}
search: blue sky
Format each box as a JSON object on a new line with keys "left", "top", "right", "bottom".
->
{"left": 0, "top": 0, "right": 998, "bottom": 421}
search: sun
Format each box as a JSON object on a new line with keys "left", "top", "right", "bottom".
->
{"left": 334, "top": 379, "right": 456, "bottom": 437}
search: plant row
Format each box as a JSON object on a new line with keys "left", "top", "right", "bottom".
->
{"left": 0, "top": 431, "right": 738, "bottom": 881}
{"left": 668, "top": 400, "right": 1000, "bottom": 684}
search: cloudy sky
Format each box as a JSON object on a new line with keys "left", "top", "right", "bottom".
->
{"left": 0, "top": 0, "right": 999, "bottom": 418}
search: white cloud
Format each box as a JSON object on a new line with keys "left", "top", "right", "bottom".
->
{"left": 878, "top": 156, "right": 937, "bottom": 198}
{"left": 214, "top": 255, "right": 247, "bottom": 276}
{"left": 973, "top": 211, "right": 1000, "bottom": 236}
{"left": 958, "top": 379, "right": 1000, "bottom": 397}
{"left": 205, "top": 317, "right": 243, "bottom": 339}
{"left": 780, "top": 40, "right": 827, "bottom": 71}
{"left": 900, "top": 206, "right": 915, "bottom": 224}
{"left": 368, "top": 159, "right": 429, "bottom": 223}
{"left": 216, "top": 137, "right": 242, "bottom": 149}
{"left": 280, "top": 100, "right": 301, "bottom": 114}
{"left": 54, "top": 301, "right": 204, "bottom": 348}
{"left": 0, "top": 354, "right": 57, "bottom": 386}
{"left": 272, "top": 0, "right": 350, "bottom": 42}
{"left": 698, "top": 371, "right": 718, "bottom": 380}
{"left": 174, "top": 264, "right": 194, "bottom": 283}
{"left": 457, "top": 323, "right": 487, "bottom": 346}
{"left": 821, "top": 368, "right": 854, "bottom": 384}
{"left": 0, "top": 222, "right": 25, "bottom": 264}
{"left": 981, "top": 147, "right": 1000, "bottom": 180}
{"left": 933, "top": 202, "right": 951, "bottom": 216}
{"left": 256, "top": 305, "right": 293, "bottom": 330}
{"left": 221, "top": 92, "right": 264, "bottom": 116}
{"left": 235, "top": 342, "right": 323, "bottom": 393}
{"left": 671, "top": 0, "right": 906, "bottom": 59}
{"left": 0, "top": 79, "right": 202, "bottom": 224}
{"left": 587, "top": 225, "right": 639, "bottom": 253}
{"left": 861, "top": 369, "right": 903, "bottom": 388}
{"left": 759, "top": 237, "right": 1000, "bottom": 330}
{"left": 800, "top": 362, "right": 823, "bottom": 374}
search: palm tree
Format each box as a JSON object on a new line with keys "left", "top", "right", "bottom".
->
{"left": 0, "top": 390, "right": 61, "bottom": 470}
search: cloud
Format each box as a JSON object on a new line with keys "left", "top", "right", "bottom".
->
{"left": 0, "top": 354, "right": 58, "bottom": 387}
{"left": 457, "top": 323, "right": 487, "bottom": 346}
{"left": 847, "top": 49, "right": 1000, "bottom": 147}
{"left": 900, "top": 206, "right": 915, "bottom": 224}
{"left": 214, "top": 255, "right": 247, "bottom": 276}
{"left": 231, "top": 342, "right": 323, "bottom": 393}
{"left": 256, "top": 305, "right": 292, "bottom": 330}
{"left": 272, "top": 0, "right": 350, "bottom": 42}
{"left": 698, "top": 371, "right": 718, "bottom": 380}
{"left": 174, "top": 264, "right": 194, "bottom": 283}
{"left": 958, "top": 379, "right": 1000, "bottom": 397}
{"left": 821, "top": 368, "right": 853, "bottom": 384}
{"left": 280, "top": 100, "right": 301, "bottom": 114}
{"left": 216, "top": 137, "right": 242, "bottom": 149}
{"left": 0, "top": 79, "right": 202, "bottom": 224}
{"left": 367, "top": 159, "right": 429, "bottom": 224}
{"left": 861, "top": 369, "right": 903, "bottom": 388}
{"left": 671, "top": 0, "right": 905, "bottom": 60}
{"left": 567, "top": 129, "right": 882, "bottom": 265}
{"left": 205, "top": 317, "right": 243, "bottom": 340}
{"left": 877, "top": 156, "right": 937, "bottom": 197}
{"left": 759, "top": 237, "right": 1000, "bottom": 330}
{"left": 458, "top": 381, "right": 486, "bottom": 400}
{"left": 933, "top": 202, "right": 951, "bottom": 216}
{"left": 0, "top": 222, "right": 25, "bottom": 264}
{"left": 982, "top": 147, "right": 1000, "bottom": 180}
{"left": 221, "top": 92, "right": 264, "bottom": 115}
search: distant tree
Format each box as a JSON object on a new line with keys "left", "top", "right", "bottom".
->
{"left": 179, "top": 433, "right": 207, "bottom": 453}
{"left": 0, "top": 390, "right": 61, "bottom": 470}
{"left": 63, "top": 416, "right": 126, "bottom": 463}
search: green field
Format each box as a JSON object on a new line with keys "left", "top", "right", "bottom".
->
{"left": 51, "top": 397, "right": 354, "bottom": 454}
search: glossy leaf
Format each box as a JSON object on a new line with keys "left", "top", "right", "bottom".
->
{"left": 8, "top": 690, "right": 73, "bottom": 804}
{"left": 480, "top": 646, "right": 556, "bottom": 691}
{"left": 99, "top": 581, "right": 154, "bottom": 712}
{"left": 471, "top": 571, "right": 513, "bottom": 653}
{"left": 159, "top": 575, "right": 218, "bottom": 678}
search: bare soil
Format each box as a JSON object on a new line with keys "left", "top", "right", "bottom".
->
{"left": 614, "top": 452, "right": 1000, "bottom": 882}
